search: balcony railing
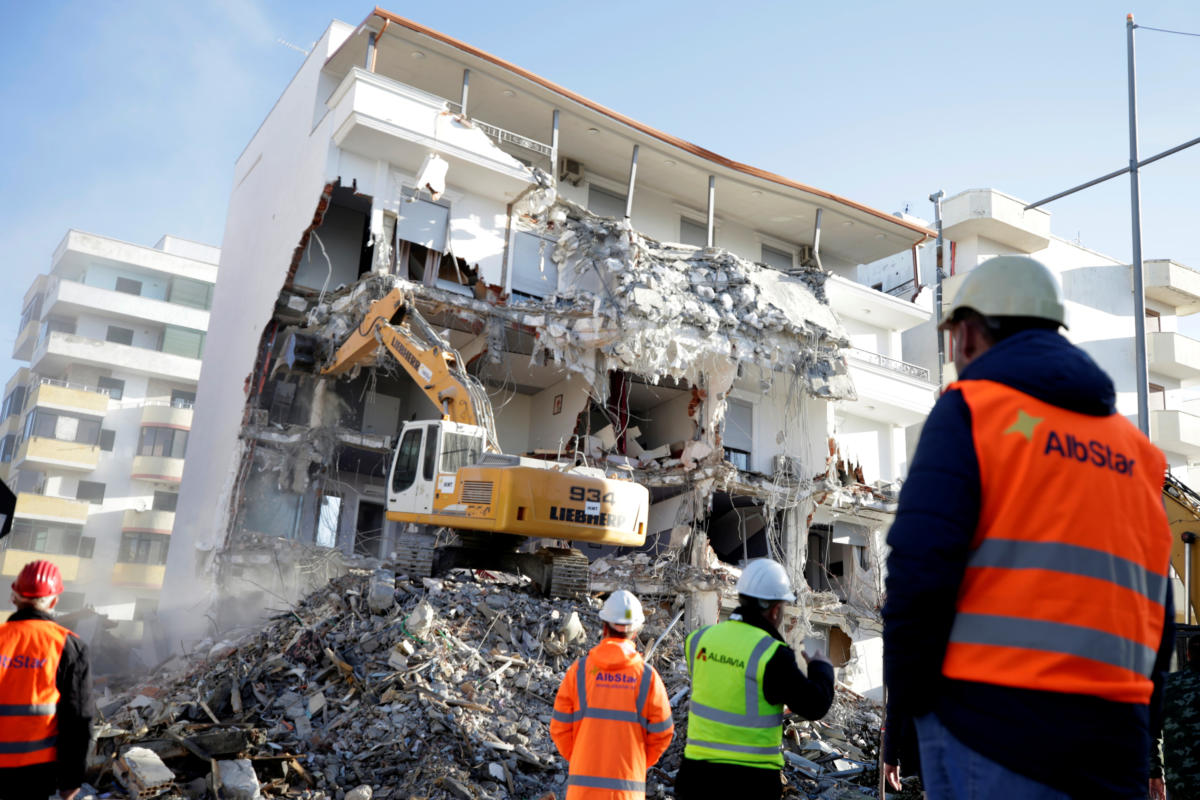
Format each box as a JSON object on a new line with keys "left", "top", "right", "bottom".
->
{"left": 445, "top": 100, "right": 553, "bottom": 158}
{"left": 885, "top": 279, "right": 917, "bottom": 298}
{"left": 35, "top": 376, "right": 111, "bottom": 395}
{"left": 847, "top": 347, "right": 931, "bottom": 382}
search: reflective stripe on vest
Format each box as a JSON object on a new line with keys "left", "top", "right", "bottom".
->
{"left": 567, "top": 775, "right": 647, "bottom": 792}
{"left": 684, "top": 621, "right": 785, "bottom": 768}
{"left": 943, "top": 380, "right": 1172, "bottom": 704}
{"left": 0, "top": 618, "right": 71, "bottom": 768}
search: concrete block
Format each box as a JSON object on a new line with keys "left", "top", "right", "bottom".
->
{"left": 217, "top": 759, "right": 261, "bottom": 800}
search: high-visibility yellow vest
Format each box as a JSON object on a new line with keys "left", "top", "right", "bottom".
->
{"left": 684, "top": 620, "right": 784, "bottom": 769}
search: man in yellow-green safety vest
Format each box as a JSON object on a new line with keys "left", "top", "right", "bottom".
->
{"left": 675, "top": 558, "right": 834, "bottom": 799}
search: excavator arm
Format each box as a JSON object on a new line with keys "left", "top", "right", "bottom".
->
{"left": 285, "top": 286, "right": 498, "bottom": 448}
{"left": 1162, "top": 473, "right": 1200, "bottom": 624}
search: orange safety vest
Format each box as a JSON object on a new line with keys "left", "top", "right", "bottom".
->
{"left": 0, "top": 617, "right": 72, "bottom": 768}
{"left": 550, "top": 638, "right": 674, "bottom": 799}
{"left": 942, "top": 380, "right": 1172, "bottom": 705}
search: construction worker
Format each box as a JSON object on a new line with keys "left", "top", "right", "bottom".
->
{"left": 1151, "top": 634, "right": 1200, "bottom": 799}
{"left": 550, "top": 590, "right": 673, "bottom": 798}
{"left": 883, "top": 256, "right": 1175, "bottom": 799}
{"left": 675, "top": 558, "right": 834, "bottom": 799}
{"left": 0, "top": 560, "right": 92, "bottom": 800}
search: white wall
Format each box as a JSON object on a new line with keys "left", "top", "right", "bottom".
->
{"left": 166, "top": 21, "right": 358, "bottom": 623}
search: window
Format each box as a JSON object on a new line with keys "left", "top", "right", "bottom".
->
{"left": 441, "top": 431, "right": 483, "bottom": 474}
{"left": 170, "top": 389, "right": 196, "bottom": 409}
{"left": 115, "top": 277, "right": 143, "bottom": 296}
{"left": 76, "top": 480, "right": 106, "bottom": 504}
{"left": 152, "top": 491, "right": 178, "bottom": 512}
{"left": 1146, "top": 308, "right": 1162, "bottom": 333}
{"left": 13, "top": 470, "right": 43, "bottom": 495}
{"left": 99, "top": 429, "right": 116, "bottom": 452}
{"left": 1149, "top": 382, "right": 1166, "bottom": 411}
{"left": 106, "top": 326, "right": 134, "bottom": 346}
{"left": 391, "top": 427, "right": 423, "bottom": 493}
{"left": 680, "top": 217, "right": 708, "bottom": 247}
{"left": 161, "top": 327, "right": 204, "bottom": 359}
{"left": 511, "top": 232, "right": 558, "bottom": 297}
{"left": 118, "top": 532, "right": 170, "bottom": 564}
{"left": 23, "top": 409, "right": 100, "bottom": 445}
{"left": 168, "top": 277, "right": 213, "bottom": 310}
{"left": 78, "top": 537, "right": 95, "bottom": 558}
{"left": 0, "top": 435, "right": 14, "bottom": 463}
{"left": 138, "top": 426, "right": 188, "bottom": 459}
{"left": 97, "top": 377, "right": 125, "bottom": 400}
{"left": 760, "top": 244, "right": 794, "bottom": 271}
{"left": 722, "top": 400, "right": 753, "bottom": 471}
{"left": 42, "top": 317, "right": 75, "bottom": 339}
{"left": 19, "top": 294, "right": 43, "bottom": 330}
{"left": 2, "top": 386, "right": 26, "bottom": 418}
{"left": 316, "top": 495, "right": 341, "bottom": 549}
{"left": 396, "top": 188, "right": 449, "bottom": 252}
{"left": 5, "top": 520, "right": 86, "bottom": 556}
{"left": 422, "top": 424, "right": 439, "bottom": 481}
{"left": 587, "top": 185, "right": 628, "bottom": 219}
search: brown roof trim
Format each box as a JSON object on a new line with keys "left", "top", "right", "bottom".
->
{"left": 355, "top": 7, "right": 934, "bottom": 243}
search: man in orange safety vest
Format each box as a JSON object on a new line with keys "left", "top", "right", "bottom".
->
{"left": 551, "top": 590, "right": 673, "bottom": 799}
{"left": 0, "top": 560, "right": 92, "bottom": 800}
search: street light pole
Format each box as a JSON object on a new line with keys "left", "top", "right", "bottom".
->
{"left": 1127, "top": 14, "right": 1151, "bottom": 435}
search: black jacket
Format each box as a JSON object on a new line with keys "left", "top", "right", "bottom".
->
{"left": 882, "top": 329, "right": 1175, "bottom": 798}
{"left": 2, "top": 607, "right": 93, "bottom": 791}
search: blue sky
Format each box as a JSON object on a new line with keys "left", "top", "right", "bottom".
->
{"left": 2, "top": 0, "right": 1199, "bottom": 379}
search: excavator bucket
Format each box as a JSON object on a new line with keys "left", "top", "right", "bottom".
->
{"left": 280, "top": 331, "right": 321, "bottom": 373}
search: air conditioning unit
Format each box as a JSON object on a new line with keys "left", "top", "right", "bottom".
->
{"left": 559, "top": 157, "right": 585, "bottom": 186}
{"left": 773, "top": 454, "right": 802, "bottom": 480}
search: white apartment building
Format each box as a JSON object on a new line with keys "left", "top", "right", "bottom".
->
{"left": 0, "top": 230, "right": 218, "bottom": 635}
{"left": 165, "top": 10, "right": 935, "bottom": 696}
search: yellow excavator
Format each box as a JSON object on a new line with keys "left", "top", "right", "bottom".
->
{"left": 1161, "top": 474, "right": 1200, "bottom": 627}
{"left": 281, "top": 286, "right": 649, "bottom": 596}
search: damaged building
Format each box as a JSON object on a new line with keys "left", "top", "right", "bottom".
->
{"left": 165, "top": 9, "right": 936, "bottom": 698}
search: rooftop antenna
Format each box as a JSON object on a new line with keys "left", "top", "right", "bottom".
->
{"left": 277, "top": 38, "right": 311, "bottom": 57}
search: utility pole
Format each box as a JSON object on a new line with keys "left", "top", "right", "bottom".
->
{"left": 1127, "top": 14, "right": 1151, "bottom": 435}
{"left": 930, "top": 190, "right": 945, "bottom": 386}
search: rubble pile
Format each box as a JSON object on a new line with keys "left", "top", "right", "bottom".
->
{"left": 92, "top": 569, "right": 886, "bottom": 799}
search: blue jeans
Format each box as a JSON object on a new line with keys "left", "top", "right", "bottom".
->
{"left": 914, "top": 713, "right": 1072, "bottom": 800}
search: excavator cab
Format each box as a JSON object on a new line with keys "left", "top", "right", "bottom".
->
{"left": 387, "top": 419, "right": 487, "bottom": 517}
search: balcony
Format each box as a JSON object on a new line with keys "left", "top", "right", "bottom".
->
{"left": 41, "top": 275, "right": 210, "bottom": 332}
{"left": 131, "top": 455, "right": 185, "bottom": 485}
{"left": 1151, "top": 409, "right": 1200, "bottom": 457}
{"left": 1148, "top": 332, "right": 1200, "bottom": 382}
{"left": 0, "top": 550, "right": 81, "bottom": 582}
{"left": 122, "top": 509, "right": 175, "bottom": 535}
{"left": 327, "top": 67, "right": 540, "bottom": 201}
{"left": 843, "top": 349, "right": 938, "bottom": 426}
{"left": 14, "top": 437, "right": 100, "bottom": 472}
{"left": 110, "top": 562, "right": 165, "bottom": 589}
{"left": 32, "top": 331, "right": 200, "bottom": 383}
{"left": 15, "top": 493, "right": 90, "bottom": 524}
{"left": 941, "top": 189, "right": 1051, "bottom": 253}
{"left": 826, "top": 274, "right": 930, "bottom": 332}
{"left": 1145, "top": 260, "right": 1200, "bottom": 315}
{"left": 27, "top": 379, "right": 110, "bottom": 417}
{"left": 140, "top": 403, "right": 193, "bottom": 429}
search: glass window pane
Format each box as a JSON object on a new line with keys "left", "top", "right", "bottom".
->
{"left": 391, "top": 428, "right": 423, "bottom": 493}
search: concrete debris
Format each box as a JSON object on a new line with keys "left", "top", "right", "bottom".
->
{"left": 114, "top": 746, "right": 174, "bottom": 799}
{"left": 92, "top": 569, "right": 888, "bottom": 799}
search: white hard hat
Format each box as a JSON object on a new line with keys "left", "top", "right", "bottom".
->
{"left": 939, "top": 255, "right": 1067, "bottom": 329}
{"left": 736, "top": 559, "right": 797, "bottom": 603}
{"left": 600, "top": 590, "right": 645, "bottom": 631}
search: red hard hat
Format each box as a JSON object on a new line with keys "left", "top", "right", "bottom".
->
{"left": 12, "top": 560, "right": 64, "bottom": 598}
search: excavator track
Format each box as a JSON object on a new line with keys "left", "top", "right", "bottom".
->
{"left": 546, "top": 548, "right": 590, "bottom": 598}
{"left": 393, "top": 530, "right": 437, "bottom": 579}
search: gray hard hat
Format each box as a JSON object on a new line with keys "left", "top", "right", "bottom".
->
{"left": 939, "top": 255, "right": 1067, "bottom": 330}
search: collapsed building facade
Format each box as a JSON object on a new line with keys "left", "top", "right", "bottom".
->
{"left": 165, "top": 9, "right": 937, "bottom": 698}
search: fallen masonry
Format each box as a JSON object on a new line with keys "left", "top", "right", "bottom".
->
{"left": 92, "top": 569, "right": 890, "bottom": 800}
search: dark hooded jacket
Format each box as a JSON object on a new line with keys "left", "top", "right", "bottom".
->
{"left": 882, "top": 329, "right": 1175, "bottom": 798}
